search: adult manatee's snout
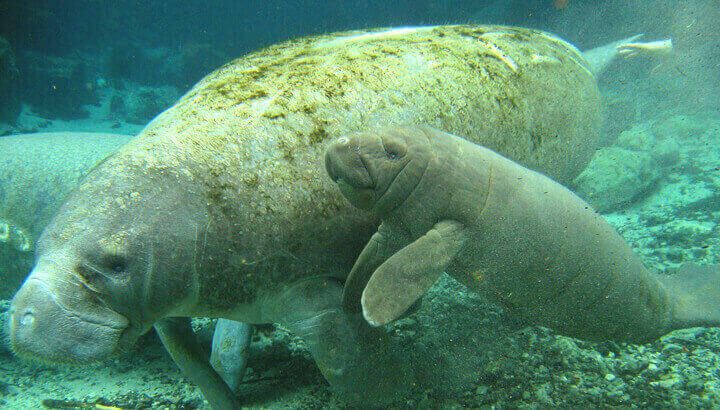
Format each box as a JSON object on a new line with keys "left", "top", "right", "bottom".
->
{"left": 9, "top": 259, "right": 129, "bottom": 363}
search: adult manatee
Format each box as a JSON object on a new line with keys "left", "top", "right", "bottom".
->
{"left": 8, "top": 25, "right": 600, "bottom": 407}
{"left": 0, "top": 132, "right": 132, "bottom": 298}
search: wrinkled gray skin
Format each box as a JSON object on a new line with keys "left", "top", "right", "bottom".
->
{"left": 0, "top": 132, "right": 249, "bottom": 392}
{"left": 326, "top": 126, "right": 720, "bottom": 343}
{"left": 8, "top": 25, "right": 608, "bottom": 408}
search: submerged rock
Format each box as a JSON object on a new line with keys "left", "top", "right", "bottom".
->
{"left": 0, "top": 300, "right": 9, "bottom": 354}
{"left": 574, "top": 145, "right": 660, "bottom": 212}
{"left": 109, "top": 85, "right": 180, "bottom": 124}
{"left": 652, "top": 114, "right": 716, "bottom": 141}
{"left": 574, "top": 123, "right": 683, "bottom": 212}
{"left": 0, "top": 218, "right": 31, "bottom": 252}
{"left": 19, "top": 52, "right": 100, "bottom": 120}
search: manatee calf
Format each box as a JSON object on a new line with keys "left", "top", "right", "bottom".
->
{"left": 8, "top": 25, "right": 604, "bottom": 407}
{"left": 325, "top": 126, "right": 720, "bottom": 342}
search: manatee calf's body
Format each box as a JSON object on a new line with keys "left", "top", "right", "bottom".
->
{"left": 9, "top": 25, "right": 602, "bottom": 407}
{"left": 326, "top": 126, "right": 720, "bottom": 342}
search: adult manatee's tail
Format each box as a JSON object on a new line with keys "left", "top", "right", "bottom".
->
{"left": 661, "top": 263, "right": 720, "bottom": 331}
{"left": 582, "top": 33, "right": 643, "bottom": 75}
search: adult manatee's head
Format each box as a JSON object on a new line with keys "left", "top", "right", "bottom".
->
{"left": 324, "top": 126, "right": 433, "bottom": 215}
{"left": 8, "top": 150, "right": 209, "bottom": 364}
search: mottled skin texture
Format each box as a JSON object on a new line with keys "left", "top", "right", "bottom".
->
{"left": 210, "top": 319, "right": 252, "bottom": 392}
{"left": 327, "top": 126, "right": 720, "bottom": 343}
{"left": 9, "top": 25, "right": 600, "bottom": 407}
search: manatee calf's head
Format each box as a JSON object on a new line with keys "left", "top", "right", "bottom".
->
{"left": 8, "top": 165, "right": 208, "bottom": 364}
{"left": 325, "top": 126, "right": 432, "bottom": 214}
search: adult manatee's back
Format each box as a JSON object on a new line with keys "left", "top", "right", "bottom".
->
{"left": 157, "top": 25, "right": 599, "bottom": 184}
{"left": 9, "top": 26, "right": 600, "bottom": 406}
{"left": 126, "top": 25, "right": 601, "bottom": 290}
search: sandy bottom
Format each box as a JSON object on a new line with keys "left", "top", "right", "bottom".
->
{"left": 0, "top": 325, "right": 339, "bottom": 409}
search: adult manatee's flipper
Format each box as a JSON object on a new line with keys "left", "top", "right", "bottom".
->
{"left": 272, "top": 277, "right": 412, "bottom": 405}
{"left": 155, "top": 317, "right": 241, "bottom": 410}
{"left": 210, "top": 319, "right": 253, "bottom": 392}
{"left": 361, "top": 220, "right": 467, "bottom": 327}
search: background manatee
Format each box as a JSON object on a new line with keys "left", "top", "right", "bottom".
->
{"left": 0, "top": 132, "right": 132, "bottom": 298}
{"left": 8, "top": 25, "right": 601, "bottom": 407}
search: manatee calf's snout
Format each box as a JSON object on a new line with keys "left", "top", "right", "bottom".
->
{"left": 10, "top": 273, "right": 128, "bottom": 363}
{"left": 325, "top": 137, "right": 349, "bottom": 182}
{"left": 325, "top": 136, "right": 373, "bottom": 188}
{"left": 325, "top": 135, "right": 382, "bottom": 210}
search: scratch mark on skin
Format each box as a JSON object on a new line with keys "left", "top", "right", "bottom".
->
{"left": 479, "top": 40, "right": 518, "bottom": 72}
{"left": 202, "top": 220, "right": 210, "bottom": 260}
{"left": 144, "top": 242, "right": 156, "bottom": 312}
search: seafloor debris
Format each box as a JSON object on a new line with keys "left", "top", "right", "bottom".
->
{"left": 41, "top": 394, "right": 200, "bottom": 410}
{"left": 0, "top": 218, "right": 32, "bottom": 252}
{"left": 42, "top": 399, "right": 126, "bottom": 409}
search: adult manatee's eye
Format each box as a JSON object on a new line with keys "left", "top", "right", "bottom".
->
{"left": 101, "top": 253, "right": 127, "bottom": 274}
{"left": 382, "top": 138, "right": 406, "bottom": 160}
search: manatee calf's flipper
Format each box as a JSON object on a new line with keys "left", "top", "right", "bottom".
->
{"left": 660, "top": 264, "right": 720, "bottom": 330}
{"left": 361, "top": 220, "right": 466, "bottom": 326}
{"left": 154, "top": 317, "right": 241, "bottom": 410}
{"left": 210, "top": 319, "right": 253, "bottom": 392}
{"left": 342, "top": 222, "right": 403, "bottom": 314}
{"left": 273, "top": 277, "right": 412, "bottom": 405}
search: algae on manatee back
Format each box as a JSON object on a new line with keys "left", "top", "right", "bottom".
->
{"left": 164, "top": 25, "right": 600, "bottom": 185}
